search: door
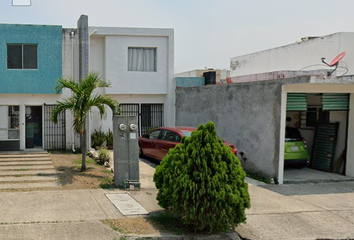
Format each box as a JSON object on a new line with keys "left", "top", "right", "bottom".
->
{"left": 120, "top": 104, "right": 140, "bottom": 135}
{"left": 25, "top": 106, "right": 42, "bottom": 148}
{"left": 141, "top": 104, "right": 163, "bottom": 136}
{"left": 310, "top": 123, "right": 339, "bottom": 172}
{"left": 43, "top": 105, "right": 66, "bottom": 150}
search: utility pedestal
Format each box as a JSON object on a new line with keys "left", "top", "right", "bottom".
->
{"left": 113, "top": 115, "right": 140, "bottom": 189}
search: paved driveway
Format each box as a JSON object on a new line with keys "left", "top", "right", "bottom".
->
{"left": 237, "top": 181, "right": 354, "bottom": 240}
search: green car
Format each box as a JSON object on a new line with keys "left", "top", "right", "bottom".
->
{"left": 284, "top": 127, "right": 310, "bottom": 168}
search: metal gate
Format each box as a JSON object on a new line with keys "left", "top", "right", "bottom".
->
{"left": 120, "top": 104, "right": 140, "bottom": 135}
{"left": 310, "top": 123, "right": 339, "bottom": 172}
{"left": 44, "top": 104, "right": 66, "bottom": 150}
{"left": 141, "top": 104, "right": 163, "bottom": 136}
{"left": 120, "top": 103, "right": 164, "bottom": 136}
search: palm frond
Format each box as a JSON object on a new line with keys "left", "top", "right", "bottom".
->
{"left": 50, "top": 99, "right": 75, "bottom": 123}
{"left": 55, "top": 78, "right": 80, "bottom": 94}
{"left": 51, "top": 71, "right": 119, "bottom": 145}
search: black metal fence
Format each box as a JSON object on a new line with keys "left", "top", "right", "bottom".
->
{"left": 44, "top": 104, "right": 66, "bottom": 150}
{"left": 141, "top": 104, "right": 163, "bottom": 135}
{"left": 120, "top": 104, "right": 140, "bottom": 135}
{"left": 120, "top": 103, "right": 164, "bottom": 136}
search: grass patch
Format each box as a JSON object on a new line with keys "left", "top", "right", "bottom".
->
{"left": 73, "top": 158, "right": 95, "bottom": 166}
{"left": 148, "top": 212, "right": 189, "bottom": 235}
{"left": 14, "top": 175, "right": 22, "bottom": 177}
{"left": 99, "top": 177, "right": 117, "bottom": 189}
{"left": 13, "top": 169, "right": 28, "bottom": 171}
{"left": 101, "top": 169, "right": 112, "bottom": 174}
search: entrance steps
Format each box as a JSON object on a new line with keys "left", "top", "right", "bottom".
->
{"left": 0, "top": 152, "right": 60, "bottom": 190}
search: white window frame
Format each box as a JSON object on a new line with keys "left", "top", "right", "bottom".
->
{"left": 128, "top": 47, "right": 157, "bottom": 72}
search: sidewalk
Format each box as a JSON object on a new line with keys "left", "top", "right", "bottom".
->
{"left": 0, "top": 155, "right": 354, "bottom": 240}
{"left": 0, "top": 157, "right": 239, "bottom": 240}
{"left": 237, "top": 181, "right": 354, "bottom": 240}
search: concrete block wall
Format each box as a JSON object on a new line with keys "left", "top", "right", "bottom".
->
{"left": 175, "top": 77, "right": 310, "bottom": 178}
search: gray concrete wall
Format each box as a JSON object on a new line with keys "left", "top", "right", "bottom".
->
{"left": 175, "top": 77, "right": 310, "bottom": 178}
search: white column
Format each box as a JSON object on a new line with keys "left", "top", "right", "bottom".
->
{"left": 277, "top": 86, "right": 287, "bottom": 184}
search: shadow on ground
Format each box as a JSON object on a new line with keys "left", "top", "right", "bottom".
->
{"left": 56, "top": 166, "right": 111, "bottom": 186}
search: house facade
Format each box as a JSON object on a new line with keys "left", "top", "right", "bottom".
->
{"left": 0, "top": 15, "right": 175, "bottom": 151}
{"left": 230, "top": 32, "right": 354, "bottom": 78}
{"left": 87, "top": 26, "right": 175, "bottom": 140}
{"left": 227, "top": 32, "right": 354, "bottom": 183}
{"left": 175, "top": 32, "right": 354, "bottom": 184}
{"left": 175, "top": 69, "right": 230, "bottom": 83}
{"left": 0, "top": 24, "right": 67, "bottom": 151}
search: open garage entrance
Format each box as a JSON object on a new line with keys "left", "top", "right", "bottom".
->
{"left": 278, "top": 84, "right": 354, "bottom": 184}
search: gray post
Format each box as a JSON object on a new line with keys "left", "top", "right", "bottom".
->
{"left": 77, "top": 14, "right": 89, "bottom": 82}
{"left": 113, "top": 115, "right": 139, "bottom": 188}
{"left": 77, "top": 15, "right": 90, "bottom": 151}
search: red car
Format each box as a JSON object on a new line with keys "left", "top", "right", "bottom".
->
{"left": 138, "top": 126, "right": 237, "bottom": 161}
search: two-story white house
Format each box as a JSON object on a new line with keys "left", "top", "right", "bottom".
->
{"left": 87, "top": 26, "right": 175, "bottom": 139}
{"left": 0, "top": 15, "right": 175, "bottom": 151}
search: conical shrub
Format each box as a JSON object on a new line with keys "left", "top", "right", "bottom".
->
{"left": 153, "top": 121, "right": 250, "bottom": 232}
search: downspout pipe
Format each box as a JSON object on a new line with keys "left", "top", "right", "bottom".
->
{"left": 70, "top": 30, "right": 76, "bottom": 153}
{"left": 86, "top": 29, "right": 97, "bottom": 151}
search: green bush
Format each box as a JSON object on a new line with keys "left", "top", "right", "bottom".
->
{"left": 106, "top": 129, "right": 113, "bottom": 146}
{"left": 97, "top": 147, "right": 110, "bottom": 164}
{"left": 91, "top": 127, "right": 106, "bottom": 149}
{"left": 153, "top": 121, "right": 250, "bottom": 232}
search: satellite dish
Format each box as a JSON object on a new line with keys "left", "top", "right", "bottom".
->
{"left": 321, "top": 52, "right": 346, "bottom": 76}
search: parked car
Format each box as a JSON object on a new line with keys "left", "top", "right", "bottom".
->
{"left": 138, "top": 126, "right": 237, "bottom": 161}
{"left": 284, "top": 127, "right": 310, "bottom": 168}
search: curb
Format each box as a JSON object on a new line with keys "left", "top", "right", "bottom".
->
{"left": 123, "top": 231, "right": 241, "bottom": 239}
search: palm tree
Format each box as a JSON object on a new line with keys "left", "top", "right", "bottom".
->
{"left": 50, "top": 71, "right": 119, "bottom": 171}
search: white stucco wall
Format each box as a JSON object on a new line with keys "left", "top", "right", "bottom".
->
{"left": 230, "top": 33, "right": 354, "bottom": 78}
{"left": 0, "top": 95, "right": 63, "bottom": 150}
{"left": 88, "top": 27, "right": 175, "bottom": 138}
{"left": 90, "top": 94, "right": 169, "bottom": 134}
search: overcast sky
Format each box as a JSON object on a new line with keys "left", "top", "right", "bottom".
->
{"left": 2, "top": 0, "right": 354, "bottom": 73}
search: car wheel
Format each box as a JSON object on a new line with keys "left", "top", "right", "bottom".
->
{"left": 139, "top": 146, "right": 144, "bottom": 157}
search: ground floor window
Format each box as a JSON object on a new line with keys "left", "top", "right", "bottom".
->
{"left": 8, "top": 106, "right": 20, "bottom": 139}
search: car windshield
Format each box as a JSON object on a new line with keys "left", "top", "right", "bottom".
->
{"left": 181, "top": 131, "right": 193, "bottom": 137}
{"left": 285, "top": 127, "right": 302, "bottom": 141}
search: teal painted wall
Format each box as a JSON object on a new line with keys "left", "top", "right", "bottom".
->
{"left": 175, "top": 77, "right": 205, "bottom": 87}
{"left": 0, "top": 24, "right": 62, "bottom": 94}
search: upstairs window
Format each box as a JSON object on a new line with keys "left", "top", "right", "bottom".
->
{"left": 128, "top": 47, "right": 156, "bottom": 72}
{"left": 7, "top": 44, "right": 38, "bottom": 69}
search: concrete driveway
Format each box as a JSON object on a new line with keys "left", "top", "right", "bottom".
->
{"left": 237, "top": 181, "right": 354, "bottom": 240}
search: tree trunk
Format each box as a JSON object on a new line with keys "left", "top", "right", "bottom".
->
{"left": 81, "top": 130, "right": 87, "bottom": 171}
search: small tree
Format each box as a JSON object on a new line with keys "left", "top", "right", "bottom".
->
{"left": 153, "top": 121, "right": 250, "bottom": 232}
{"left": 50, "top": 71, "right": 119, "bottom": 171}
